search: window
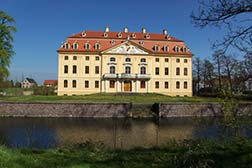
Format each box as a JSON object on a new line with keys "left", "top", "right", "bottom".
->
{"left": 85, "top": 80, "right": 89, "bottom": 88}
{"left": 184, "top": 81, "right": 188, "bottom": 89}
{"left": 174, "top": 46, "right": 179, "bottom": 52}
{"left": 176, "top": 58, "right": 180, "bottom": 63}
{"left": 163, "top": 45, "right": 169, "bottom": 52}
{"left": 73, "top": 43, "right": 78, "bottom": 49}
{"left": 155, "top": 81, "right": 159, "bottom": 89}
{"left": 165, "top": 67, "right": 169, "bottom": 75}
{"left": 125, "top": 66, "right": 131, "bottom": 74}
{"left": 140, "top": 81, "right": 146, "bottom": 88}
{"left": 73, "top": 56, "right": 77, "bottom": 60}
{"left": 72, "top": 80, "right": 76, "bottom": 88}
{"left": 155, "top": 58, "right": 159, "bottom": 62}
{"left": 155, "top": 67, "right": 159, "bottom": 75}
{"left": 140, "top": 67, "right": 146, "bottom": 74}
{"left": 141, "top": 58, "right": 146, "bottom": 62}
{"left": 95, "top": 66, "right": 99, "bottom": 74}
{"left": 182, "top": 47, "right": 187, "bottom": 52}
{"left": 85, "top": 56, "right": 89, "bottom": 61}
{"left": 95, "top": 43, "right": 100, "bottom": 50}
{"left": 184, "top": 59, "right": 188, "bottom": 63}
{"left": 95, "top": 81, "right": 99, "bottom": 88}
{"left": 110, "top": 57, "right": 116, "bottom": 62}
{"left": 64, "top": 65, "right": 68, "bottom": 74}
{"left": 73, "top": 65, "right": 77, "bottom": 74}
{"left": 95, "top": 56, "right": 100, "bottom": 61}
{"left": 110, "top": 80, "right": 115, "bottom": 88}
{"left": 184, "top": 68, "right": 188, "bottom": 76}
{"left": 64, "top": 80, "right": 68, "bottom": 88}
{"left": 110, "top": 66, "right": 116, "bottom": 74}
{"left": 176, "top": 67, "right": 180, "bottom": 76}
{"left": 154, "top": 45, "right": 160, "bottom": 51}
{"left": 165, "top": 58, "right": 169, "bottom": 62}
{"left": 176, "top": 81, "right": 180, "bottom": 89}
{"left": 85, "top": 66, "right": 89, "bottom": 74}
{"left": 65, "top": 43, "right": 70, "bottom": 49}
{"left": 85, "top": 43, "right": 90, "bottom": 50}
{"left": 64, "top": 56, "right": 68, "bottom": 60}
{"left": 165, "top": 82, "right": 169, "bottom": 89}
{"left": 125, "top": 58, "right": 131, "bottom": 62}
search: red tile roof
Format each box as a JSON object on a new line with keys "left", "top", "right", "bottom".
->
{"left": 44, "top": 80, "right": 57, "bottom": 86}
{"left": 58, "top": 30, "right": 193, "bottom": 56}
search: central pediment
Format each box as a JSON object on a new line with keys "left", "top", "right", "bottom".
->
{"left": 103, "top": 42, "right": 149, "bottom": 55}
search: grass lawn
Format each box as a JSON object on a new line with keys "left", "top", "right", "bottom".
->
{"left": 0, "top": 93, "right": 224, "bottom": 104}
{"left": 0, "top": 138, "right": 252, "bottom": 168}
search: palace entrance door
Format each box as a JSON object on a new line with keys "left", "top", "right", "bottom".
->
{"left": 124, "top": 81, "right": 132, "bottom": 92}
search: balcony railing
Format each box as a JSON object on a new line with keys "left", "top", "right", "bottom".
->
{"left": 103, "top": 73, "right": 151, "bottom": 79}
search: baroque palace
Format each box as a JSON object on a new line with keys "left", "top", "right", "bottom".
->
{"left": 57, "top": 27, "right": 193, "bottom": 96}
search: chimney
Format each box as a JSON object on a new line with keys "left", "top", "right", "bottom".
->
{"left": 163, "top": 29, "right": 168, "bottom": 35}
{"left": 124, "top": 27, "right": 128, "bottom": 33}
{"left": 142, "top": 27, "right": 147, "bottom": 33}
{"left": 105, "top": 26, "right": 110, "bottom": 32}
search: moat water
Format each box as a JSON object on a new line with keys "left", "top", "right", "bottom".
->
{"left": 0, "top": 117, "right": 251, "bottom": 149}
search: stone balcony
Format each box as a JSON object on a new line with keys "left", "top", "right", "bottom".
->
{"left": 103, "top": 73, "right": 151, "bottom": 79}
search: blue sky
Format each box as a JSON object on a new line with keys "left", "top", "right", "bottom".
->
{"left": 1, "top": 0, "right": 226, "bottom": 84}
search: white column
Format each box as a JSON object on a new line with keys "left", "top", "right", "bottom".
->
{"left": 104, "top": 80, "right": 106, "bottom": 93}
{"left": 122, "top": 81, "right": 124, "bottom": 92}
{"left": 135, "top": 80, "right": 138, "bottom": 93}
{"left": 147, "top": 81, "right": 150, "bottom": 93}
{"left": 116, "top": 80, "right": 119, "bottom": 92}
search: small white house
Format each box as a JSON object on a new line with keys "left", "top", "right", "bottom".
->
{"left": 21, "top": 78, "right": 37, "bottom": 89}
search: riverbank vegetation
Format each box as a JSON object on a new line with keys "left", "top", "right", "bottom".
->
{"left": 0, "top": 138, "right": 251, "bottom": 168}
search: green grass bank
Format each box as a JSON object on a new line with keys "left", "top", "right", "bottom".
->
{"left": 1, "top": 138, "right": 252, "bottom": 168}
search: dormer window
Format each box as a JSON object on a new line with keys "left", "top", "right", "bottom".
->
{"left": 154, "top": 45, "right": 160, "bottom": 52}
{"left": 65, "top": 43, "right": 70, "bottom": 49}
{"left": 110, "top": 57, "right": 116, "bottom": 62}
{"left": 174, "top": 46, "right": 179, "bottom": 52}
{"left": 163, "top": 45, "right": 169, "bottom": 52}
{"left": 110, "top": 40, "right": 115, "bottom": 45}
{"left": 132, "top": 33, "right": 136, "bottom": 38}
{"left": 140, "top": 58, "right": 146, "bottom": 62}
{"left": 104, "top": 32, "right": 108, "bottom": 37}
{"left": 81, "top": 31, "right": 86, "bottom": 37}
{"left": 117, "top": 32, "right": 122, "bottom": 38}
{"left": 95, "top": 43, "right": 100, "bottom": 50}
{"left": 125, "top": 58, "right": 131, "bottom": 62}
{"left": 85, "top": 43, "right": 90, "bottom": 50}
{"left": 73, "top": 43, "right": 78, "bottom": 49}
{"left": 139, "top": 40, "right": 144, "bottom": 45}
{"left": 145, "top": 33, "right": 150, "bottom": 39}
{"left": 182, "top": 47, "right": 187, "bottom": 52}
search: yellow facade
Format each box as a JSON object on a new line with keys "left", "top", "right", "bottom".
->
{"left": 58, "top": 29, "right": 193, "bottom": 96}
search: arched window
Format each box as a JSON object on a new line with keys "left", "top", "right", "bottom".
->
{"left": 176, "top": 81, "right": 180, "bottom": 89}
{"left": 174, "top": 46, "right": 179, "bottom": 52}
{"left": 125, "top": 58, "right": 131, "bottom": 62}
{"left": 140, "top": 58, "right": 146, "bottom": 62}
{"left": 125, "top": 66, "right": 131, "bottom": 74}
{"left": 65, "top": 43, "right": 70, "bottom": 49}
{"left": 85, "top": 43, "right": 90, "bottom": 50}
{"left": 110, "top": 66, "right": 116, "bottom": 74}
{"left": 140, "top": 67, "right": 146, "bottom": 74}
{"left": 95, "top": 43, "right": 100, "bottom": 50}
{"left": 154, "top": 45, "right": 160, "bottom": 51}
{"left": 72, "top": 80, "right": 76, "bottom": 88}
{"left": 176, "top": 67, "right": 180, "bottom": 76}
{"left": 73, "top": 43, "right": 78, "bottom": 49}
{"left": 163, "top": 45, "right": 169, "bottom": 52}
{"left": 110, "top": 57, "right": 116, "bottom": 62}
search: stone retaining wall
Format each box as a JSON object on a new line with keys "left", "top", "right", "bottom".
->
{"left": 0, "top": 102, "right": 131, "bottom": 117}
{"left": 0, "top": 102, "right": 252, "bottom": 118}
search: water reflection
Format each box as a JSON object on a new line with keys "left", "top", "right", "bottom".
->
{"left": 0, "top": 117, "right": 251, "bottom": 149}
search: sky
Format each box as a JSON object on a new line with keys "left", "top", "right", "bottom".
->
{"left": 0, "top": 0, "right": 226, "bottom": 84}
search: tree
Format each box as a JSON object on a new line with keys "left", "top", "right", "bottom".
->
{"left": 193, "top": 57, "right": 202, "bottom": 94}
{"left": 202, "top": 59, "right": 215, "bottom": 89}
{"left": 212, "top": 50, "right": 223, "bottom": 90}
{"left": 191, "top": 0, "right": 252, "bottom": 54}
{"left": 0, "top": 10, "right": 16, "bottom": 81}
